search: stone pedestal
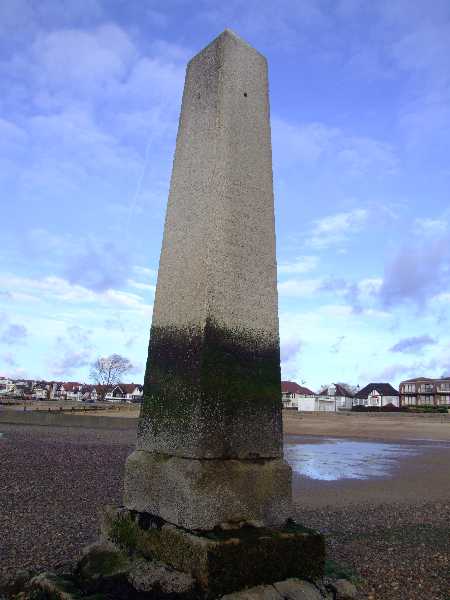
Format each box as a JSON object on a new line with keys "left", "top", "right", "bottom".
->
{"left": 124, "top": 451, "right": 292, "bottom": 530}
{"left": 100, "top": 507, "right": 325, "bottom": 599}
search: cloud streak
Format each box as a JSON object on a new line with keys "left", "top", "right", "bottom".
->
{"left": 0, "top": 324, "right": 28, "bottom": 345}
{"left": 390, "top": 335, "right": 437, "bottom": 354}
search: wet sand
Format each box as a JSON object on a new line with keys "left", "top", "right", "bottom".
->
{"left": 287, "top": 434, "right": 450, "bottom": 507}
{"left": 284, "top": 410, "right": 450, "bottom": 442}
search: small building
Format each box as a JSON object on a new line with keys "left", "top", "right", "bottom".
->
{"left": 105, "top": 384, "right": 144, "bottom": 403}
{"left": 32, "top": 383, "right": 49, "bottom": 400}
{"left": 60, "top": 382, "right": 83, "bottom": 401}
{"left": 12, "top": 381, "right": 33, "bottom": 397}
{"left": 315, "top": 384, "right": 354, "bottom": 411}
{"left": 281, "top": 381, "right": 316, "bottom": 411}
{"left": 0, "top": 378, "right": 14, "bottom": 395}
{"left": 354, "top": 383, "right": 399, "bottom": 408}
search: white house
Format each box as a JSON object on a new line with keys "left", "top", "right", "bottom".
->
{"left": 32, "top": 385, "right": 48, "bottom": 400}
{"left": 281, "top": 381, "right": 316, "bottom": 410}
{"left": 0, "top": 378, "right": 14, "bottom": 395}
{"left": 315, "top": 384, "right": 354, "bottom": 411}
{"left": 60, "top": 383, "right": 83, "bottom": 401}
{"left": 353, "top": 383, "right": 399, "bottom": 407}
{"left": 105, "top": 384, "right": 144, "bottom": 403}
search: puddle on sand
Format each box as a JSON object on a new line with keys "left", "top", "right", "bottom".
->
{"left": 285, "top": 438, "right": 419, "bottom": 481}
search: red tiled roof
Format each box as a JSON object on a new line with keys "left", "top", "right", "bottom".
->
{"left": 281, "top": 381, "right": 315, "bottom": 396}
{"left": 62, "top": 382, "right": 81, "bottom": 392}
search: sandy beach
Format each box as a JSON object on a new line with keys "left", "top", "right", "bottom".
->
{"left": 284, "top": 410, "right": 450, "bottom": 442}
{"left": 0, "top": 414, "right": 449, "bottom": 600}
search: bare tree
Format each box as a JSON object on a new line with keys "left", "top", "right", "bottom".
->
{"left": 90, "top": 354, "right": 133, "bottom": 401}
{"left": 318, "top": 382, "right": 359, "bottom": 395}
{"left": 336, "top": 382, "right": 359, "bottom": 395}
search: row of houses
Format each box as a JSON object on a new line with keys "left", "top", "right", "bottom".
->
{"left": 282, "top": 381, "right": 400, "bottom": 411}
{"left": 0, "top": 378, "right": 143, "bottom": 403}
{"left": 3, "top": 375, "right": 449, "bottom": 409}
{"left": 282, "top": 377, "right": 450, "bottom": 411}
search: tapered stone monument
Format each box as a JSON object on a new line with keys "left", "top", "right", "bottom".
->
{"left": 124, "top": 28, "right": 291, "bottom": 531}
{"left": 101, "top": 29, "right": 324, "bottom": 598}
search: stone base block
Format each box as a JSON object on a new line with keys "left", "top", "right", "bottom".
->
{"left": 100, "top": 506, "right": 325, "bottom": 598}
{"left": 124, "top": 450, "right": 293, "bottom": 530}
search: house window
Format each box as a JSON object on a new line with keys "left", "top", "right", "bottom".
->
{"left": 419, "top": 384, "right": 434, "bottom": 393}
{"left": 418, "top": 395, "right": 433, "bottom": 405}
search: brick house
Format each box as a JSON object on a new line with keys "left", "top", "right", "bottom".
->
{"left": 399, "top": 377, "right": 450, "bottom": 407}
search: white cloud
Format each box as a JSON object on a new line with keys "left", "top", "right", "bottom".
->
{"left": 336, "top": 136, "right": 398, "bottom": 175}
{"left": 278, "top": 255, "right": 319, "bottom": 275}
{"left": 357, "top": 277, "right": 383, "bottom": 300}
{"left": 273, "top": 116, "right": 398, "bottom": 176}
{"left": 133, "top": 266, "right": 157, "bottom": 278}
{"left": 278, "top": 278, "right": 322, "bottom": 297}
{"left": 128, "top": 279, "right": 156, "bottom": 292}
{"left": 272, "top": 118, "right": 338, "bottom": 164}
{"left": 307, "top": 208, "right": 368, "bottom": 249}
{"left": 0, "top": 274, "right": 153, "bottom": 314}
{"left": 32, "top": 24, "right": 136, "bottom": 97}
{"left": 413, "top": 217, "right": 448, "bottom": 236}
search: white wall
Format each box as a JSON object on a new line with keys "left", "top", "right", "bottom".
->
{"left": 298, "top": 397, "right": 315, "bottom": 411}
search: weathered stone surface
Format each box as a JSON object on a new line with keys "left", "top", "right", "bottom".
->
{"left": 128, "top": 558, "right": 195, "bottom": 594}
{"left": 101, "top": 507, "right": 325, "bottom": 599}
{"left": 221, "top": 584, "right": 283, "bottom": 600}
{"left": 124, "top": 450, "right": 292, "bottom": 529}
{"left": 77, "top": 540, "right": 129, "bottom": 582}
{"left": 28, "top": 573, "right": 80, "bottom": 600}
{"left": 0, "top": 569, "right": 34, "bottom": 597}
{"left": 134, "top": 28, "right": 284, "bottom": 462}
{"left": 330, "top": 579, "right": 358, "bottom": 600}
{"left": 274, "top": 579, "right": 322, "bottom": 600}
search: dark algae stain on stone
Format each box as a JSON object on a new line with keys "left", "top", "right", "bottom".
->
{"left": 138, "top": 319, "right": 282, "bottom": 459}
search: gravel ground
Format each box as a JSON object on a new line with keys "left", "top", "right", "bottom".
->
{"left": 296, "top": 502, "right": 450, "bottom": 600}
{"left": 0, "top": 424, "right": 135, "bottom": 582}
{"left": 1, "top": 423, "right": 449, "bottom": 600}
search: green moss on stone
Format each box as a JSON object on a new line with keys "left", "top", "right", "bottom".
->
{"left": 103, "top": 509, "right": 325, "bottom": 598}
{"left": 78, "top": 548, "right": 129, "bottom": 580}
{"left": 109, "top": 514, "right": 141, "bottom": 554}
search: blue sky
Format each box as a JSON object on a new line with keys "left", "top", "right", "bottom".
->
{"left": 1, "top": 0, "right": 450, "bottom": 390}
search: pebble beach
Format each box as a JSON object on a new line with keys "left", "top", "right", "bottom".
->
{"left": 0, "top": 416, "right": 449, "bottom": 600}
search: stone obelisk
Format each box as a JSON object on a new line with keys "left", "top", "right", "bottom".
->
{"left": 124, "top": 29, "right": 291, "bottom": 530}
{"left": 24, "top": 31, "right": 325, "bottom": 600}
